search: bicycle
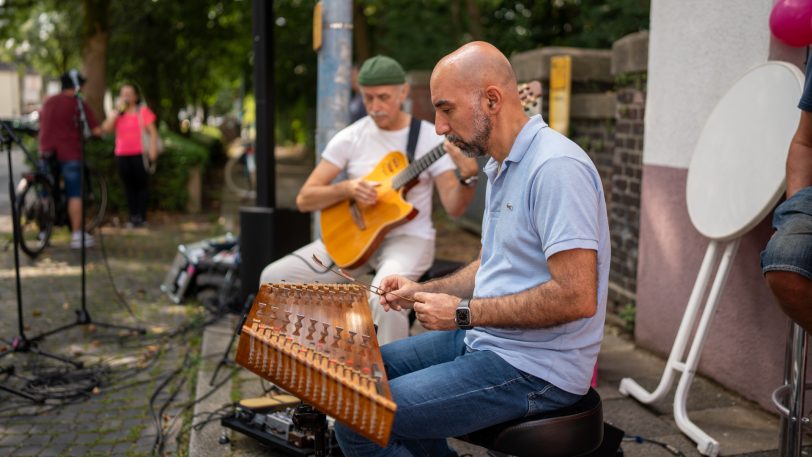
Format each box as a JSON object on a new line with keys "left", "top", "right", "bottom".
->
{"left": 15, "top": 149, "right": 108, "bottom": 258}
{"left": 223, "top": 137, "right": 256, "bottom": 200}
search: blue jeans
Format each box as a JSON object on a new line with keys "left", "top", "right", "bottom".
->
{"left": 334, "top": 330, "right": 582, "bottom": 457}
{"left": 762, "top": 186, "right": 812, "bottom": 280}
{"left": 59, "top": 160, "right": 82, "bottom": 198}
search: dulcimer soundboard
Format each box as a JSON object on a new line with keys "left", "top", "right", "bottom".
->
{"left": 235, "top": 283, "right": 396, "bottom": 446}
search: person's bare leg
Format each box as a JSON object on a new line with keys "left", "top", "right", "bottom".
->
{"left": 766, "top": 271, "right": 812, "bottom": 333}
{"left": 68, "top": 197, "right": 82, "bottom": 232}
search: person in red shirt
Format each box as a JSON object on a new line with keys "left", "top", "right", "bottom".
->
{"left": 101, "top": 84, "right": 158, "bottom": 228}
{"left": 38, "top": 71, "right": 102, "bottom": 248}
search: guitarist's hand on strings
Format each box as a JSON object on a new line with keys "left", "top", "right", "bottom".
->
{"left": 379, "top": 275, "right": 422, "bottom": 311}
{"left": 345, "top": 178, "right": 381, "bottom": 206}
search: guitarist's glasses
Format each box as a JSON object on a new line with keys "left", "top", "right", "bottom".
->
{"left": 311, "top": 255, "right": 417, "bottom": 303}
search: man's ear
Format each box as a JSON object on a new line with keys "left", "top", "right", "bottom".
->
{"left": 484, "top": 86, "right": 501, "bottom": 111}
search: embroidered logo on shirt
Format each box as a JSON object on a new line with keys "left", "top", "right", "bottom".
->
{"left": 506, "top": 202, "right": 513, "bottom": 211}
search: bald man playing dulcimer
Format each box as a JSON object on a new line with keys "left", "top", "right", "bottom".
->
{"left": 333, "top": 41, "right": 610, "bottom": 457}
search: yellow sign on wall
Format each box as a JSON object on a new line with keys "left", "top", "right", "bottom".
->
{"left": 549, "top": 55, "right": 572, "bottom": 135}
{"left": 313, "top": 2, "right": 323, "bottom": 51}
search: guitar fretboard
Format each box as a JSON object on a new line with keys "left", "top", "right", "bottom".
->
{"left": 391, "top": 143, "right": 446, "bottom": 190}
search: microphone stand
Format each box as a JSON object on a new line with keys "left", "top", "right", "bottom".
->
{"left": 33, "top": 83, "right": 145, "bottom": 340}
{"left": 0, "top": 121, "right": 82, "bottom": 403}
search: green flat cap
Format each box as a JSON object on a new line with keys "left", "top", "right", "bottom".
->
{"left": 357, "top": 55, "right": 406, "bottom": 86}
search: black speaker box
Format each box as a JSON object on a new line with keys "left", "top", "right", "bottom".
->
{"left": 239, "top": 207, "right": 311, "bottom": 303}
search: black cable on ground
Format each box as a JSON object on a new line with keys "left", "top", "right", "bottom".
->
{"left": 149, "top": 351, "right": 190, "bottom": 456}
{"left": 95, "top": 223, "right": 147, "bottom": 324}
{"left": 191, "top": 402, "right": 235, "bottom": 431}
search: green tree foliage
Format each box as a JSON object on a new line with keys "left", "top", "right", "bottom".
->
{"left": 1, "top": 0, "right": 252, "bottom": 128}
{"left": 0, "top": 0, "right": 83, "bottom": 75}
{"left": 106, "top": 0, "right": 252, "bottom": 130}
{"left": 275, "top": 0, "right": 649, "bottom": 142}
{"left": 2, "top": 0, "right": 648, "bottom": 143}
{"left": 353, "top": 0, "right": 649, "bottom": 71}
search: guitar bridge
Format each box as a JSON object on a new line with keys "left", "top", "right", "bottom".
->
{"left": 349, "top": 201, "right": 366, "bottom": 230}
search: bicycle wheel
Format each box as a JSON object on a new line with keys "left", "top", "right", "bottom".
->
{"left": 16, "top": 177, "right": 56, "bottom": 258}
{"left": 83, "top": 168, "right": 108, "bottom": 231}
{"left": 224, "top": 155, "right": 256, "bottom": 199}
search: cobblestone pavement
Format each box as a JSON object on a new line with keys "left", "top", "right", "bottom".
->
{"left": 0, "top": 215, "right": 230, "bottom": 457}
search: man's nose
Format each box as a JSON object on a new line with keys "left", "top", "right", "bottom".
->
{"left": 435, "top": 115, "right": 450, "bottom": 135}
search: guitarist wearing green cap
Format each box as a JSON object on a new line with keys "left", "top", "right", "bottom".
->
{"left": 259, "top": 55, "right": 480, "bottom": 345}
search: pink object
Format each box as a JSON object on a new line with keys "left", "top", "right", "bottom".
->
{"left": 114, "top": 106, "right": 156, "bottom": 156}
{"left": 769, "top": 0, "right": 812, "bottom": 47}
{"left": 591, "top": 362, "right": 598, "bottom": 388}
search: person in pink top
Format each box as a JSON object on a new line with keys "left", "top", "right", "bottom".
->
{"left": 101, "top": 84, "right": 158, "bottom": 227}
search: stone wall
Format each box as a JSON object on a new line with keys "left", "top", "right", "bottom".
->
{"left": 607, "top": 31, "right": 648, "bottom": 313}
{"left": 511, "top": 47, "right": 616, "bottom": 207}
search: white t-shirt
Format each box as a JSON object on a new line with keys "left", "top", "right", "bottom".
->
{"left": 321, "top": 116, "right": 455, "bottom": 241}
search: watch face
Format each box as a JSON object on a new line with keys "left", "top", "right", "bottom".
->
{"left": 455, "top": 307, "right": 470, "bottom": 325}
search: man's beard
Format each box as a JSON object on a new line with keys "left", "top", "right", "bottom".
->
{"left": 446, "top": 105, "right": 492, "bottom": 158}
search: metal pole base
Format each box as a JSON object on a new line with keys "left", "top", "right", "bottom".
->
{"left": 31, "top": 308, "right": 146, "bottom": 342}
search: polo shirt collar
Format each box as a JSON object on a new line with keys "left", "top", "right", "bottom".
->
{"left": 504, "top": 115, "right": 545, "bottom": 164}
{"left": 483, "top": 115, "right": 546, "bottom": 179}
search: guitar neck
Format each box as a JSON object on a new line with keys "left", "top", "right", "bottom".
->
{"left": 391, "top": 143, "right": 446, "bottom": 190}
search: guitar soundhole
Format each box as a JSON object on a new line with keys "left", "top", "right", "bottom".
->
{"left": 386, "top": 158, "right": 400, "bottom": 174}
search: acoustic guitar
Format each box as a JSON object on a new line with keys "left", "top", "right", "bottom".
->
{"left": 321, "top": 81, "right": 542, "bottom": 269}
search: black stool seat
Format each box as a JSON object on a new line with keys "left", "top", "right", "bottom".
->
{"left": 459, "top": 388, "right": 604, "bottom": 457}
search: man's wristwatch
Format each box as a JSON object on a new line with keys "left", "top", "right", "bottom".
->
{"left": 455, "top": 298, "right": 473, "bottom": 330}
{"left": 456, "top": 169, "right": 479, "bottom": 187}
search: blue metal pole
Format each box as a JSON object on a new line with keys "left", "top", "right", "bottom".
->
{"left": 314, "top": 0, "right": 353, "bottom": 235}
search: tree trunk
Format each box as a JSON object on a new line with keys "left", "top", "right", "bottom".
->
{"left": 81, "top": 0, "right": 110, "bottom": 121}
{"left": 464, "top": 0, "right": 483, "bottom": 40}
{"left": 82, "top": 30, "right": 107, "bottom": 121}
{"left": 353, "top": 1, "right": 370, "bottom": 63}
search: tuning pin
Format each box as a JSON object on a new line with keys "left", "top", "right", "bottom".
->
{"left": 348, "top": 330, "right": 357, "bottom": 344}
{"left": 361, "top": 334, "right": 370, "bottom": 348}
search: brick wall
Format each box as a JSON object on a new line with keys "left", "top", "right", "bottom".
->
{"left": 608, "top": 80, "right": 646, "bottom": 312}
{"left": 606, "top": 31, "right": 648, "bottom": 314}
{"left": 571, "top": 118, "right": 615, "bottom": 209}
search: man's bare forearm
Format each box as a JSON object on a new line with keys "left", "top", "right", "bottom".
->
{"left": 420, "top": 258, "right": 479, "bottom": 297}
{"left": 470, "top": 280, "right": 595, "bottom": 329}
{"left": 470, "top": 249, "right": 598, "bottom": 329}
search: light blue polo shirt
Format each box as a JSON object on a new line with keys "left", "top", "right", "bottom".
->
{"left": 466, "top": 115, "right": 610, "bottom": 395}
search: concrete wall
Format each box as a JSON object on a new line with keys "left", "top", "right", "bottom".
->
{"left": 0, "top": 69, "right": 21, "bottom": 118}
{"left": 637, "top": 0, "right": 807, "bottom": 411}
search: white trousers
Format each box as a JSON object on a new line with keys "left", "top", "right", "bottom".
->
{"left": 258, "top": 235, "right": 435, "bottom": 345}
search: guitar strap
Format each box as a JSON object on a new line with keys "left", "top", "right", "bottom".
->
{"left": 406, "top": 116, "right": 421, "bottom": 163}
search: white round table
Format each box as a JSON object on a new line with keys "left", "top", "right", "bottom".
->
{"left": 687, "top": 61, "right": 804, "bottom": 241}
